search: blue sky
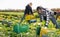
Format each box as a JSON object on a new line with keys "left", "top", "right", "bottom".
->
{"left": 0, "top": 0, "right": 60, "bottom": 9}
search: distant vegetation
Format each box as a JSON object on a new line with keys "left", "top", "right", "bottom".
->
{"left": 0, "top": 8, "right": 60, "bottom": 12}
{"left": 0, "top": 9, "right": 36, "bottom": 12}
{"left": 0, "top": 9, "right": 24, "bottom": 12}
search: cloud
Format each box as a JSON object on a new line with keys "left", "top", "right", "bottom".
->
{"left": 0, "top": 0, "right": 60, "bottom": 9}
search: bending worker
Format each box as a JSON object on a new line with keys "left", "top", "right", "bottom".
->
{"left": 20, "top": 3, "right": 33, "bottom": 23}
{"left": 36, "top": 6, "right": 59, "bottom": 29}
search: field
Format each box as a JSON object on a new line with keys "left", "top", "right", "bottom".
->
{"left": 0, "top": 12, "right": 60, "bottom": 37}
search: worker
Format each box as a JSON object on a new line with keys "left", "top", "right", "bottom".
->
{"left": 20, "top": 3, "right": 33, "bottom": 23}
{"left": 36, "top": 6, "right": 59, "bottom": 29}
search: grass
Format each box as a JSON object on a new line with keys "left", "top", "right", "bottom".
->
{"left": 0, "top": 12, "right": 60, "bottom": 37}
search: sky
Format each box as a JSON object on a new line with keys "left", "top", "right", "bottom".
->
{"left": 0, "top": 0, "right": 60, "bottom": 10}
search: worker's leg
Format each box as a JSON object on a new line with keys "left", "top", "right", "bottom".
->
{"left": 50, "top": 16, "right": 59, "bottom": 28}
{"left": 39, "top": 14, "right": 43, "bottom": 22}
{"left": 45, "top": 17, "right": 49, "bottom": 27}
{"left": 56, "top": 14, "right": 59, "bottom": 20}
{"left": 20, "top": 14, "right": 25, "bottom": 23}
{"left": 56, "top": 13, "right": 60, "bottom": 20}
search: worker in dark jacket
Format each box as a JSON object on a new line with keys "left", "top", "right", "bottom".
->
{"left": 20, "top": 3, "right": 33, "bottom": 23}
{"left": 24, "top": 3, "right": 33, "bottom": 15}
